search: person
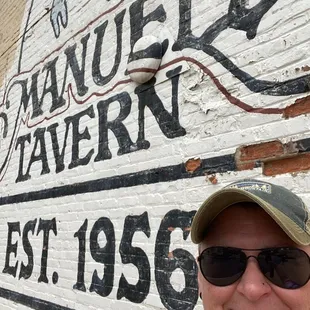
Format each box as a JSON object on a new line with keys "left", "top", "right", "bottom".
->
{"left": 191, "top": 179, "right": 310, "bottom": 309}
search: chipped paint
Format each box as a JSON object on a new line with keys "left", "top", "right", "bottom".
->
{"left": 185, "top": 158, "right": 202, "bottom": 173}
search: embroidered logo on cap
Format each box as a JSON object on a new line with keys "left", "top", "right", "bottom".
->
{"left": 226, "top": 181, "right": 272, "bottom": 194}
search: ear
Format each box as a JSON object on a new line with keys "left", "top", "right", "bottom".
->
{"left": 197, "top": 256, "right": 203, "bottom": 300}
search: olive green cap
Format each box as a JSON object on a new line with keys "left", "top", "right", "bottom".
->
{"left": 191, "top": 179, "right": 310, "bottom": 246}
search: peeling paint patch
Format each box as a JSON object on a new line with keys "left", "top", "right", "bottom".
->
{"left": 207, "top": 175, "right": 218, "bottom": 185}
{"left": 295, "top": 65, "right": 310, "bottom": 73}
{"left": 185, "top": 158, "right": 202, "bottom": 173}
{"left": 302, "top": 65, "right": 310, "bottom": 72}
{"left": 283, "top": 95, "right": 310, "bottom": 118}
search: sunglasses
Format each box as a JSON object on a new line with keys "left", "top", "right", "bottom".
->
{"left": 198, "top": 246, "right": 310, "bottom": 289}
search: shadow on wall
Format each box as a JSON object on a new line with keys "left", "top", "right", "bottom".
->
{"left": 0, "top": 0, "right": 27, "bottom": 87}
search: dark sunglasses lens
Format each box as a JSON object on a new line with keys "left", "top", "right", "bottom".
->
{"left": 258, "top": 248, "right": 310, "bottom": 289}
{"left": 200, "top": 247, "right": 246, "bottom": 286}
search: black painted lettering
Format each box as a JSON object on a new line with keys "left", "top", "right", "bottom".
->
{"left": 92, "top": 10, "right": 125, "bottom": 86}
{"left": 128, "top": 0, "right": 166, "bottom": 63}
{"left": 117, "top": 212, "right": 151, "bottom": 303}
{"left": 41, "top": 57, "right": 66, "bottom": 113}
{"left": 173, "top": 0, "right": 290, "bottom": 95}
{"left": 24, "top": 128, "right": 50, "bottom": 181}
{"left": 37, "top": 218, "right": 57, "bottom": 283}
{"left": 135, "top": 66, "right": 186, "bottom": 146}
{"left": 15, "top": 133, "right": 31, "bottom": 183}
{"left": 63, "top": 33, "right": 90, "bottom": 97}
{"left": 89, "top": 217, "right": 115, "bottom": 297}
{"left": 73, "top": 219, "right": 88, "bottom": 292}
{"left": 95, "top": 92, "right": 135, "bottom": 161}
{"left": 19, "top": 219, "right": 37, "bottom": 280}
{"left": 1, "top": 81, "right": 32, "bottom": 184}
{"left": 3, "top": 222, "right": 21, "bottom": 278}
{"left": 19, "top": 72, "right": 41, "bottom": 119}
{"left": 65, "top": 105, "right": 95, "bottom": 169}
{"left": 155, "top": 210, "right": 198, "bottom": 310}
{"left": 47, "top": 122, "right": 70, "bottom": 173}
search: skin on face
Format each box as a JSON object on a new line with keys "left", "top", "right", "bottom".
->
{"left": 198, "top": 203, "right": 310, "bottom": 310}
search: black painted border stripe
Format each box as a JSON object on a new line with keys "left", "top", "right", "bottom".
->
{"left": 3, "top": 133, "right": 310, "bottom": 206}
{"left": 0, "top": 154, "right": 236, "bottom": 206}
{"left": 0, "top": 153, "right": 236, "bottom": 309}
{"left": 0, "top": 286, "right": 74, "bottom": 310}
{"left": 1, "top": 137, "right": 309, "bottom": 308}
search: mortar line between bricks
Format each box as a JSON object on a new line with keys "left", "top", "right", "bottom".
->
{"left": 3, "top": 134, "right": 310, "bottom": 206}
{"left": 0, "top": 154, "right": 236, "bottom": 206}
{"left": 0, "top": 285, "right": 75, "bottom": 310}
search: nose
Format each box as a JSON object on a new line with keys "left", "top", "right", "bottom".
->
{"left": 236, "top": 258, "right": 271, "bottom": 302}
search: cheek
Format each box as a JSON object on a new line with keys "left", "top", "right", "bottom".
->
{"left": 272, "top": 285, "right": 310, "bottom": 309}
{"left": 198, "top": 271, "right": 236, "bottom": 307}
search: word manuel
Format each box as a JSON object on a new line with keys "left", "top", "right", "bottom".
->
{"left": 3, "top": 210, "right": 198, "bottom": 310}
{"left": 14, "top": 67, "right": 184, "bottom": 183}
{"left": 1, "top": 0, "right": 285, "bottom": 184}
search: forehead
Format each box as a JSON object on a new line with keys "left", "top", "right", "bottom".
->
{"left": 201, "top": 203, "right": 296, "bottom": 249}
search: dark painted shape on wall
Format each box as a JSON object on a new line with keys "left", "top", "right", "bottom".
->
{"left": 0, "top": 153, "right": 236, "bottom": 206}
{"left": 117, "top": 212, "right": 151, "bottom": 303}
{"left": 19, "top": 219, "right": 37, "bottom": 280}
{"left": 155, "top": 209, "right": 198, "bottom": 310}
{"left": 89, "top": 217, "right": 115, "bottom": 297}
{"left": 50, "top": 0, "right": 69, "bottom": 38}
{"left": 3, "top": 222, "right": 21, "bottom": 278}
{"left": 73, "top": 219, "right": 88, "bottom": 292}
{"left": 37, "top": 218, "right": 57, "bottom": 283}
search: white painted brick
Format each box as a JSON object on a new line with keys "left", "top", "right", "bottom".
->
{"left": 0, "top": 0, "right": 310, "bottom": 309}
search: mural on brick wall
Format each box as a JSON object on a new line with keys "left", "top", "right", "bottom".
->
{"left": 1, "top": 0, "right": 310, "bottom": 309}
{"left": 3, "top": 0, "right": 310, "bottom": 185}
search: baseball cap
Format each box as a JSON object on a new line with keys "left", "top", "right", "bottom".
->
{"left": 191, "top": 179, "right": 310, "bottom": 245}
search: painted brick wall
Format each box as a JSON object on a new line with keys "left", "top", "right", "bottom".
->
{"left": 1, "top": 0, "right": 310, "bottom": 309}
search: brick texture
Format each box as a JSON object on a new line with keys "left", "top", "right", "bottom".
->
{"left": 1, "top": 1, "right": 310, "bottom": 309}
{"left": 264, "top": 154, "right": 310, "bottom": 176}
{"left": 236, "top": 141, "right": 285, "bottom": 171}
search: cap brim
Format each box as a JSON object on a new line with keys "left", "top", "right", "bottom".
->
{"left": 191, "top": 188, "right": 310, "bottom": 246}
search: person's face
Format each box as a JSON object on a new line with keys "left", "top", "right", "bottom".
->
{"left": 198, "top": 204, "right": 310, "bottom": 310}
